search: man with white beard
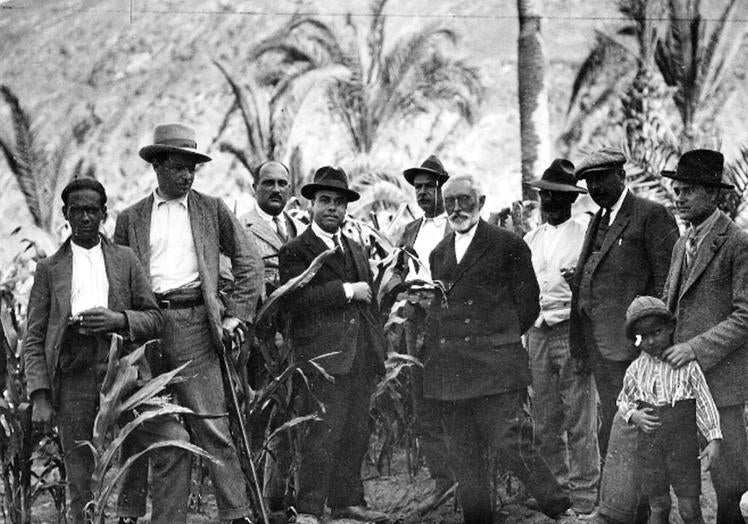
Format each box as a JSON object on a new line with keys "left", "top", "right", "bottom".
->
{"left": 422, "top": 175, "right": 570, "bottom": 522}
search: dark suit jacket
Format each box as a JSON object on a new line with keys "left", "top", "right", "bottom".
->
{"left": 570, "top": 192, "right": 678, "bottom": 361}
{"left": 424, "top": 219, "right": 540, "bottom": 400}
{"left": 23, "top": 237, "right": 163, "bottom": 403}
{"left": 663, "top": 211, "right": 748, "bottom": 407}
{"left": 113, "top": 190, "right": 263, "bottom": 350}
{"left": 279, "top": 226, "right": 385, "bottom": 376}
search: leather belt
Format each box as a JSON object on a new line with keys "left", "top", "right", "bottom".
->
{"left": 155, "top": 294, "right": 204, "bottom": 310}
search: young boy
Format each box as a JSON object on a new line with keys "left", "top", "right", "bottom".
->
{"left": 617, "top": 296, "right": 721, "bottom": 524}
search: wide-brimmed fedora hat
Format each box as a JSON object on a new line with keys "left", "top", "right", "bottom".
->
{"left": 301, "top": 166, "right": 360, "bottom": 202}
{"left": 661, "top": 149, "right": 734, "bottom": 189}
{"left": 403, "top": 155, "right": 449, "bottom": 186}
{"left": 139, "top": 123, "right": 212, "bottom": 164}
{"left": 527, "top": 159, "right": 587, "bottom": 193}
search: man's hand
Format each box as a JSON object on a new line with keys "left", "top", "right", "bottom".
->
{"left": 221, "top": 316, "right": 247, "bottom": 344}
{"left": 350, "top": 282, "right": 372, "bottom": 303}
{"left": 30, "top": 390, "right": 55, "bottom": 436}
{"left": 630, "top": 408, "right": 661, "bottom": 433}
{"left": 560, "top": 265, "right": 576, "bottom": 287}
{"left": 78, "top": 307, "right": 126, "bottom": 333}
{"left": 662, "top": 342, "right": 696, "bottom": 368}
{"left": 699, "top": 439, "right": 721, "bottom": 471}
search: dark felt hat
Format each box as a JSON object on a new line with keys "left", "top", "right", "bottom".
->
{"left": 575, "top": 148, "right": 626, "bottom": 180}
{"left": 301, "top": 166, "right": 360, "bottom": 202}
{"left": 139, "top": 123, "right": 212, "bottom": 164}
{"left": 403, "top": 155, "right": 449, "bottom": 186}
{"left": 624, "top": 296, "right": 674, "bottom": 340}
{"left": 527, "top": 159, "right": 587, "bottom": 193}
{"left": 661, "top": 149, "right": 733, "bottom": 189}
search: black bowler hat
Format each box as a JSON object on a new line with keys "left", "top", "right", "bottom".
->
{"left": 661, "top": 149, "right": 734, "bottom": 189}
{"left": 527, "top": 159, "right": 587, "bottom": 193}
{"left": 403, "top": 155, "right": 449, "bottom": 186}
{"left": 301, "top": 166, "right": 360, "bottom": 202}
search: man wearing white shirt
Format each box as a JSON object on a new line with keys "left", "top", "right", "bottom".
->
{"left": 524, "top": 159, "right": 599, "bottom": 516}
{"left": 24, "top": 179, "right": 190, "bottom": 524}
{"left": 396, "top": 156, "right": 454, "bottom": 503}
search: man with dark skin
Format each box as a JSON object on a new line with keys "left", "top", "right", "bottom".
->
{"left": 25, "top": 179, "right": 190, "bottom": 524}
{"left": 524, "top": 160, "right": 599, "bottom": 516}
{"left": 660, "top": 149, "right": 748, "bottom": 522}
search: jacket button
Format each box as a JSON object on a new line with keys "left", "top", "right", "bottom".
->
{"left": 467, "top": 299, "right": 474, "bottom": 305}
{"left": 464, "top": 336, "right": 470, "bottom": 342}
{"left": 350, "top": 318, "right": 356, "bottom": 324}
{"left": 464, "top": 318, "right": 471, "bottom": 324}
{"left": 440, "top": 338, "right": 446, "bottom": 344}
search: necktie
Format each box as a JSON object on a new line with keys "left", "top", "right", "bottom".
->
{"left": 273, "top": 216, "right": 288, "bottom": 242}
{"left": 592, "top": 208, "right": 611, "bottom": 252}
{"left": 333, "top": 233, "right": 345, "bottom": 253}
{"left": 684, "top": 230, "right": 697, "bottom": 270}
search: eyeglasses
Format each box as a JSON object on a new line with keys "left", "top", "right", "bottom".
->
{"left": 443, "top": 195, "right": 474, "bottom": 209}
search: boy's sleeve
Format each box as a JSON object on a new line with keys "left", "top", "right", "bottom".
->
{"left": 617, "top": 362, "right": 639, "bottom": 424}
{"left": 689, "top": 362, "right": 722, "bottom": 441}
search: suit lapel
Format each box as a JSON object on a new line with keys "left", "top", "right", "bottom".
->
{"left": 576, "top": 211, "right": 600, "bottom": 278}
{"left": 303, "top": 227, "right": 346, "bottom": 280}
{"left": 597, "top": 192, "right": 633, "bottom": 259}
{"left": 447, "top": 220, "right": 490, "bottom": 292}
{"left": 679, "top": 213, "right": 731, "bottom": 298}
{"left": 133, "top": 196, "right": 153, "bottom": 274}
{"left": 667, "top": 239, "right": 687, "bottom": 309}
{"left": 187, "top": 191, "right": 209, "bottom": 281}
{"left": 247, "top": 209, "right": 284, "bottom": 250}
{"left": 51, "top": 242, "right": 73, "bottom": 321}
{"left": 101, "top": 238, "right": 122, "bottom": 309}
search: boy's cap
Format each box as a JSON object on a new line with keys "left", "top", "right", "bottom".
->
{"left": 624, "top": 296, "right": 674, "bottom": 340}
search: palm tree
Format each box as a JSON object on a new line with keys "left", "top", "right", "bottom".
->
{"left": 0, "top": 85, "right": 94, "bottom": 241}
{"left": 247, "top": 0, "right": 485, "bottom": 161}
{"left": 517, "top": 0, "right": 551, "bottom": 200}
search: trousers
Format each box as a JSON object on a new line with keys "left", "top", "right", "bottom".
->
{"left": 57, "top": 335, "right": 190, "bottom": 524}
{"left": 436, "top": 389, "right": 568, "bottom": 523}
{"left": 117, "top": 304, "right": 252, "bottom": 521}
{"left": 528, "top": 322, "right": 600, "bottom": 513}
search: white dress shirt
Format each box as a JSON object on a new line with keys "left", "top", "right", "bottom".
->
{"left": 411, "top": 213, "right": 447, "bottom": 280}
{"left": 454, "top": 221, "right": 479, "bottom": 264}
{"left": 310, "top": 221, "right": 354, "bottom": 299}
{"left": 149, "top": 190, "right": 200, "bottom": 294}
{"left": 524, "top": 218, "right": 586, "bottom": 327}
{"left": 70, "top": 240, "right": 109, "bottom": 315}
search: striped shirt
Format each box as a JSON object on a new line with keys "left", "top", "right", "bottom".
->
{"left": 617, "top": 351, "right": 722, "bottom": 441}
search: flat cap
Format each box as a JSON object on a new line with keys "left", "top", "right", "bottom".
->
{"left": 624, "top": 295, "right": 673, "bottom": 340}
{"left": 575, "top": 148, "right": 626, "bottom": 180}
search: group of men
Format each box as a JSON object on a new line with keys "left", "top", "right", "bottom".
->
{"left": 22, "top": 120, "right": 748, "bottom": 524}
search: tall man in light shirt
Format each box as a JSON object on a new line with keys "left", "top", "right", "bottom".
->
{"left": 396, "top": 155, "right": 454, "bottom": 504}
{"left": 524, "top": 159, "right": 599, "bottom": 516}
{"left": 661, "top": 149, "right": 748, "bottom": 523}
{"left": 24, "top": 178, "right": 191, "bottom": 524}
{"left": 114, "top": 123, "right": 263, "bottom": 524}
{"left": 279, "top": 166, "right": 388, "bottom": 524}
{"left": 424, "top": 175, "right": 570, "bottom": 522}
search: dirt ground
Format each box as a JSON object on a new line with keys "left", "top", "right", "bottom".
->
{"left": 26, "top": 453, "right": 719, "bottom": 524}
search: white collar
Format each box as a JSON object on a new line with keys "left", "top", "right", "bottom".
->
{"left": 71, "top": 239, "right": 103, "bottom": 255}
{"left": 153, "top": 189, "right": 189, "bottom": 208}
{"left": 454, "top": 220, "right": 479, "bottom": 238}
{"left": 423, "top": 213, "right": 447, "bottom": 224}
{"left": 311, "top": 221, "right": 341, "bottom": 242}
{"left": 255, "top": 201, "right": 283, "bottom": 223}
